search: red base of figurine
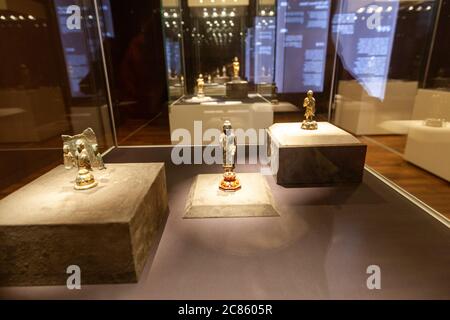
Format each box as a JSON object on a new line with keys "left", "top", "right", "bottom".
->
{"left": 219, "top": 171, "right": 241, "bottom": 192}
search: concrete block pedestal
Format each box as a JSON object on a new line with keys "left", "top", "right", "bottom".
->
{"left": 0, "top": 163, "right": 168, "bottom": 286}
{"left": 267, "top": 122, "right": 367, "bottom": 186}
{"left": 184, "top": 173, "right": 279, "bottom": 219}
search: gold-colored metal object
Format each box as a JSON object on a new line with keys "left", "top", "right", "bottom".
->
{"left": 63, "top": 144, "right": 75, "bottom": 170}
{"left": 74, "top": 139, "right": 98, "bottom": 190}
{"left": 219, "top": 120, "right": 241, "bottom": 192}
{"left": 301, "top": 90, "right": 318, "bottom": 130}
{"left": 197, "top": 73, "right": 205, "bottom": 97}
{"left": 232, "top": 57, "right": 240, "bottom": 79}
{"left": 92, "top": 144, "right": 106, "bottom": 170}
{"left": 61, "top": 128, "right": 105, "bottom": 190}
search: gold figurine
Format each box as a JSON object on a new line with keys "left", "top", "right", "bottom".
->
{"left": 197, "top": 73, "right": 205, "bottom": 97}
{"left": 219, "top": 120, "right": 241, "bottom": 192}
{"left": 74, "top": 139, "right": 98, "bottom": 190}
{"left": 232, "top": 57, "right": 240, "bottom": 80}
{"left": 62, "top": 128, "right": 105, "bottom": 190}
{"left": 301, "top": 90, "right": 318, "bottom": 130}
{"left": 63, "top": 144, "right": 75, "bottom": 170}
{"left": 92, "top": 144, "right": 106, "bottom": 170}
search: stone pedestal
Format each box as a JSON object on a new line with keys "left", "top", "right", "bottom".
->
{"left": 226, "top": 80, "right": 249, "bottom": 99}
{"left": 184, "top": 173, "right": 279, "bottom": 218}
{"left": 0, "top": 163, "right": 169, "bottom": 286}
{"left": 267, "top": 122, "right": 367, "bottom": 186}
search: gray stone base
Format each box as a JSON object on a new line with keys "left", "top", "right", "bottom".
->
{"left": 184, "top": 173, "right": 279, "bottom": 219}
{"left": 267, "top": 122, "right": 367, "bottom": 186}
{"left": 226, "top": 81, "right": 249, "bottom": 99}
{"left": 0, "top": 163, "right": 169, "bottom": 286}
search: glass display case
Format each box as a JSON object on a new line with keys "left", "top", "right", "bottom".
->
{"left": 0, "top": 0, "right": 449, "bottom": 299}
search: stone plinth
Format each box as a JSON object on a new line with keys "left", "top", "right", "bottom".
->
{"left": 184, "top": 173, "right": 279, "bottom": 218}
{"left": 0, "top": 163, "right": 168, "bottom": 286}
{"left": 267, "top": 122, "right": 367, "bottom": 186}
{"left": 226, "top": 80, "right": 249, "bottom": 99}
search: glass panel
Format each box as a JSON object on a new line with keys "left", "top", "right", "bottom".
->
{"left": 0, "top": 0, "right": 114, "bottom": 199}
{"left": 98, "top": 0, "right": 169, "bottom": 145}
{"left": 162, "top": 0, "right": 185, "bottom": 102}
{"left": 330, "top": 0, "right": 450, "bottom": 218}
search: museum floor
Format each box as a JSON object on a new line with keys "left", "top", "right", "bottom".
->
{"left": 0, "top": 147, "right": 448, "bottom": 299}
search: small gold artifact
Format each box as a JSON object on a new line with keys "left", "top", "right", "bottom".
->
{"left": 301, "top": 90, "right": 318, "bottom": 130}
{"left": 197, "top": 73, "right": 205, "bottom": 97}
{"left": 74, "top": 139, "right": 98, "bottom": 190}
{"left": 232, "top": 57, "right": 240, "bottom": 79}
{"left": 219, "top": 120, "right": 241, "bottom": 192}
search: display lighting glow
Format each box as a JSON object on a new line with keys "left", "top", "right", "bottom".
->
{"left": 28, "top": 15, "right": 36, "bottom": 20}
{"left": 416, "top": 6, "right": 422, "bottom": 11}
{"left": 426, "top": 5, "right": 432, "bottom": 11}
{"left": 0, "top": 15, "right": 6, "bottom": 20}
{"left": 386, "top": 6, "right": 393, "bottom": 13}
{"left": 408, "top": 6, "right": 414, "bottom": 11}
{"left": 357, "top": 7, "right": 365, "bottom": 13}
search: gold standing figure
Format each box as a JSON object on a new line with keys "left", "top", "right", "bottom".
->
{"left": 74, "top": 139, "right": 98, "bottom": 190}
{"left": 219, "top": 120, "right": 241, "bottom": 192}
{"left": 301, "top": 90, "right": 318, "bottom": 130}
{"left": 232, "top": 57, "right": 240, "bottom": 79}
{"left": 197, "top": 73, "right": 205, "bottom": 97}
{"left": 63, "top": 144, "right": 75, "bottom": 169}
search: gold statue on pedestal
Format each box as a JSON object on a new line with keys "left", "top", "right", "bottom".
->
{"left": 63, "top": 144, "right": 75, "bottom": 169}
{"left": 197, "top": 73, "right": 205, "bottom": 97}
{"left": 74, "top": 139, "right": 98, "bottom": 190}
{"left": 62, "top": 128, "right": 106, "bottom": 190}
{"left": 301, "top": 90, "right": 318, "bottom": 130}
{"left": 219, "top": 120, "right": 241, "bottom": 192}
{"left": 232, "top": 57, "right": 240, "bottom": 79}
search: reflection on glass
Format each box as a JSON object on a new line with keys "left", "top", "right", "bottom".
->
{"left": 332, "top": 0, "right": 399, "bottom": 100}
{"left": 331, "top": 0, "right": 450, "bottom": 217}
{"left": 0, "top": 0, "right": 114, "bottom": 198}
{"left": 162, "top": 0, "right": 185, "bottom": 101}
{"left": 275, "top": 0, "right": 331, "bottom": 93}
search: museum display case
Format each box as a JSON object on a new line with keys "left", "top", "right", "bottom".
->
{"left": 0, "top": 0, "right": 448, "bottom": 300}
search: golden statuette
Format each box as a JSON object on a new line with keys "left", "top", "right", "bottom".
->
{"left": 219, "top": 120, "right": 241, "bottom": 192}
{"left": 74, "top": 139, "right": 98, "bottom": 190}
{"left": 92, "top": 144, "right": 106, "bottom": 170}
{"left": 301, "top": 90, "right": 318, "bottom": 130}
{"left": 232, "top": 57, "right": 240, "bottom": 79}
{"left": 61, "top": 128, "right": 106, "bottom": 190}
{"left": 197, "top": 73, "right": 205, "bottom": 97}
{"left": 63, "top": 144, "right": 75, "bottom": 169}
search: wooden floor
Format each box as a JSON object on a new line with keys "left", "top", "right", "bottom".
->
{"left": 359, "top": 135, "right": 450, "bottom": 219}
{"left": 1, "top": 110, "right": 449, "bottom": 220}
